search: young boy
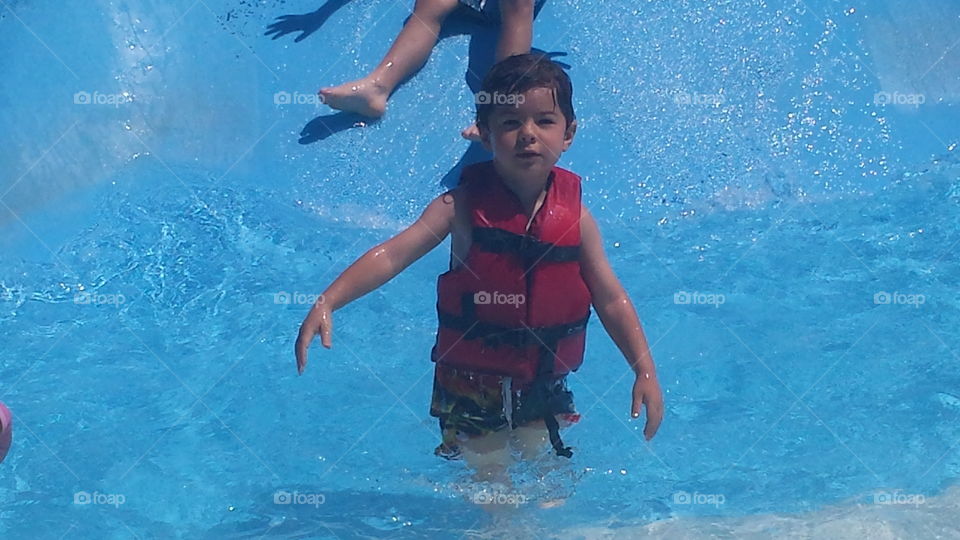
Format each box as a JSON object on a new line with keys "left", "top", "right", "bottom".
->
{"left": 314, "top": 0, "right": 543, "bottom": 140}
{"left": 295, "top": 54, "right": 663, "bottom": 472}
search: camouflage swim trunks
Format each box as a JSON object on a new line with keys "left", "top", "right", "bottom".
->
{"left": 429, "top": 363, "right": 579, "bottom": 458}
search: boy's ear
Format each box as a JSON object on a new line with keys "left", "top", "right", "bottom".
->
{"left": 478, "top": 122, "right": 494, "bottom": 152}
{"left": 562, "top": 120, "right": 578, "bottom": 151}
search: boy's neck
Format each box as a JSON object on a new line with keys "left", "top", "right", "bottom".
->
{"left": 492, "top": 160, "right": 552, "bottom": 214}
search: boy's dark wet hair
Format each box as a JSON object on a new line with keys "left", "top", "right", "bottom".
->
{"left": 476, "top": 53, "right": 575, "bottom": 129}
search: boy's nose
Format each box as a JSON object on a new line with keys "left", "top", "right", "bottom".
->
{"left": 517, "top": 122, "right": 537, "bottom": 144}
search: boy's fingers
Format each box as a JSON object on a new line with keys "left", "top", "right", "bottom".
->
{"left": 295, "top": 328, "right": 313, "bottom": 375}
{"left": 631, "top": 391, "right": 663, "bottom": 440}
{"left": 294, "top": 334, "right": 307, "bottom": 375}
{"left": 320, "top": 326, "right": 332, "bottom": 348}
{"left": 643, "top": 396, "right": 664, "bottom": 440}
{"left": 295, "top": 344, "right": 307, "bottom": 375}
{"left": 319, "top": 312, "right": 333, "bottom": 349}
{"left": 295, "top": 309, "right": 331, "bottom": 375}
{"left": 644, "top": 413, "right": 662, "bottom": 440}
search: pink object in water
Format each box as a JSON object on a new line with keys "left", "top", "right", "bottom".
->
{"left": 0, "top": 401, "right": 11, "bottom": 463}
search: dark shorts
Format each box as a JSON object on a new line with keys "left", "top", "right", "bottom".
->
{"left": 429, "top": 363, "right": 579, "bottom": 458}
{"left": 457, "top": 0, "right": 548, "bottom": 23}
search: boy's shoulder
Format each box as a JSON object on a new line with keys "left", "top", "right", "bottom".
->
{"left": 459, "top": 160, "right": 583, "bottom": 188}
{"left": 449, "top": 161, "right": 585, "bottom": 223}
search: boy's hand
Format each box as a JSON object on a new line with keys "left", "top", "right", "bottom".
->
{"left": 264, "top": 11, "right": 325, "bottom": 43}
{"left": 295, "top": 301, "right": 333, "bottom": 375}
{"left": 631, "top": 373, "right": 663, "bottom": 440}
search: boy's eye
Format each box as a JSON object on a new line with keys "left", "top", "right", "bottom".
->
{"left": 538, "top": 118, "right": 556, "bottom": 125}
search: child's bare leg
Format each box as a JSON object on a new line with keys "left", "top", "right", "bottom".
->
{"left": 511, "top": 419, "right": 548, "bottom": 460}
{"left": 495, "top": 0, "right": 535, "bottom": 61}
{"left": 512, "top": 418, "right": 572, "bottom": 508}
{"left": 461, "top": 429, "right": 512, "bottom": 484}
{"left": 462, "top": 429, "right": 525, "bottom": 515}
{"left": 320, "top": 0, "right": 459, "bottom": 117}
{"left": 462, "top": 0, "right": 535, "bottom": 141}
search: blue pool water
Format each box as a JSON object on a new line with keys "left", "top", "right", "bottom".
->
{"left": 1, "top": 0, "right": 959, "bottom": 538}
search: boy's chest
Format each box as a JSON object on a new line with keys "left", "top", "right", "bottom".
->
{"left": 448, "top": 192, "right": 554, "bottom": 271}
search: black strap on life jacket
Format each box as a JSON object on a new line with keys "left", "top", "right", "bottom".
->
{"left": 534, "top": 338, "right": 573, "bottom": 458}
{"left": 438, "top": 294, "right": 589, "bottom": 349}
{"left": 472, "top": 227, "right": 580, "bottom": 265}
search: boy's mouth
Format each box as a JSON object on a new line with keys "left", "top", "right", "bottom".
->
{"left": 516, "top": 151, "right": 540, "bottom": 159}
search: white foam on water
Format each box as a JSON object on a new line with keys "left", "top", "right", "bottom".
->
{"left": 561, "top": 485, "right": 960, "bottom": 539}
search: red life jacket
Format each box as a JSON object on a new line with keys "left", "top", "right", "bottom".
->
{"left": 432, "top": 161, "right": 592, "bottom": 387}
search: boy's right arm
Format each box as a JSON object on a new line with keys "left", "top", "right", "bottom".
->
{"left": 295, "top": 191, "right": 457, "bottom": 374}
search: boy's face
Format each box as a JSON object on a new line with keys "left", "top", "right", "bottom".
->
{"left": 479, "top": 86, "right": 577, "bottom": 183}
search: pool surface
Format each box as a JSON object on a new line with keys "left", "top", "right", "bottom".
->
{"left": 1, "top": 0, "right": 959, "bottom": 538}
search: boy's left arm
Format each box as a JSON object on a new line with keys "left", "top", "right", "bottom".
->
{"left": 579, "top": 205, "right": 664, "bottom": 440}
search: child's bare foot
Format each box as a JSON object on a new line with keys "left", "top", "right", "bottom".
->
{"left": 461, "top": 123, "right": 482, "bottom": 142}
{"left": 319, "top": 78, "right": 389, "bottom": 118}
